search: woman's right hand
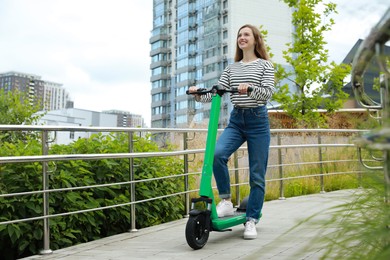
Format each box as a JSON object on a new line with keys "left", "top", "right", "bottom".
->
{"left": 188, "top": 86, "right": 198, "bottom": 94}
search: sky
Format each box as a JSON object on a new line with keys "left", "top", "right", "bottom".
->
{"left": 0, "top": 0, "right": 389, "bottom": 127}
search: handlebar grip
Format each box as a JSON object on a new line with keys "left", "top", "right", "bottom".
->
{"left": 186, "top": 88, "right": 207, "bottom": 95}
{"left": 231, "top": 86, "right": 254, "bottom": 92}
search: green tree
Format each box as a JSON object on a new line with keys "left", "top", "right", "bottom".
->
{"left": 273, "top": 0, "right": 351, "bottom": 127}
{"left": 0, "top": 89, "right": 43, "bottom": 142}
{"left": 0, "top": 89, "right": 42, "bottom": 125}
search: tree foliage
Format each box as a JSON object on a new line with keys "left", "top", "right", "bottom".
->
{"left": 273, "top": 0, "right": 351, "bottom": 127}
{"left": 0, "top": 89, "right": 43, "bottom": 142}
{"left": 0, "top": 89, "right": 42, "bottom": 125}
{"left": 0, "top": 132, "right": 184, "bottom": 259}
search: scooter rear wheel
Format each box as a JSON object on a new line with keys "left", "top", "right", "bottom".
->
{"left": 185, "top": 214, "right": 209, "bottom": 249}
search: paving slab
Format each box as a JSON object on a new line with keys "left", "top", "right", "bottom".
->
{"left": 21, "top": 189, "right": 358, "bottom": 260}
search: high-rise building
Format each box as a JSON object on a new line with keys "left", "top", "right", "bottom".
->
{"left": 150, "top": 0, "right": 293, "bottom": 128}
{"left": 0, "top": 71, "right": 72, "bottom": 111}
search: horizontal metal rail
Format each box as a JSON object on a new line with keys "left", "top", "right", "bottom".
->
{"left": 0, "top": 125, "right": 376, "bottom": 255}
{"left": 0, "top": 143, "right": 355, "bottom": 164}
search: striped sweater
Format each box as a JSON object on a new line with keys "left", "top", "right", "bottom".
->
{"left": 198, "top": 58, "right": 275, "bottom": 107}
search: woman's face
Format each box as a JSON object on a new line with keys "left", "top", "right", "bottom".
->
{"left": 237, "top": 27, "right": 256, "bottom": 51}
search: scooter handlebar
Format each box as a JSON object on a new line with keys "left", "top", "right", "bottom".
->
{"left": 185, "top": 88, "right": 208, "bottom": 95}
{"left": 186, "top": 85, "right": 253, "bottom": 95}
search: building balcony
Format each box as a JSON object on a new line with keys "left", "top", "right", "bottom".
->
{"left": 151, "top": 86, "right": 169, "bottom": 95}
{"left": 151, "top": 113, "right": 169, "bottom": 121}
{"left": 150, "top": 60, "right": 171, "bottom": 69}
{"left": 175, "top": 65, "right": 196, "bottom": 74}
{"left": 149, "top": 34, "right": 170, "bottom": 44}
{"left": 189, "top": 10, "right": 197, "bottom": 16}
{"left": 202, "top": 71, "right": 220, "bottom": 81}
{"left": 150, "top": 47, "right": 171, "bottom": 56}
{"left": 176, "top": 79, "right": 196, "bottom": 88}
{"left": 188, "top": 36, "right": 198, "bottom": 43}
{"left": 203, "top": 55, "right": 221, "bottom": 65}
{"left": 175, "top": 94, "right": 189, "bottom": 102}
{"left": 188, "top": 50, "right": 197, "bottom": 57}
{"left": 151, "top": 100, "right": 170, "bottom": 107}
{"left": 150, "top": 74, "right": 171, "bottom": 82}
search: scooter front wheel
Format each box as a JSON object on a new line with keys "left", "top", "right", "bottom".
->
{"left": 185, "top": 214, "right": 209, "bottom": 249}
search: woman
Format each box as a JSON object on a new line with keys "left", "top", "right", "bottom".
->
{"left": 188, "top": 24, "right": 275, "bottom": 239}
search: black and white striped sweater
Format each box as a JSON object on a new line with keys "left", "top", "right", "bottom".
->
{"left": 198, "top": 58, "right": 275, "bottom": 107}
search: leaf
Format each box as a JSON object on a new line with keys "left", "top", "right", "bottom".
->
{"left": 33, "top": 228, "right": 43, "bottom": 240}
{"left": 18, "top": 239, "right": 30, "bottom": 252}
{"left": 7, "top": 224, "right": 21, "bottom": 244}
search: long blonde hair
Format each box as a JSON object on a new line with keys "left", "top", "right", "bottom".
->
{"left": 234, "top": 24, "right": 270, "bottom": 62}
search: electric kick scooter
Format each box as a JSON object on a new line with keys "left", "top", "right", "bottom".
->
{"left": 185, "top": 84, "right": 254, "bottom": 250}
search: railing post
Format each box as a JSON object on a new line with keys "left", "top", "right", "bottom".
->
{"left": 278, "top": 133, "right": 285, "bottom": 200}
{"left": 385, "top": 150, "right": 390, "bottom": 203}
{"left": 40, "top": 130, "right": 52, "bottom": 255}
{"left": 357, "top": 147, "right": 363, "bottom": 188}
{"left": 234, "top": 151, "right": 240, "bottom": 206}
{"left": 318, "top": 133, "right": 325, "bottom": 193}
{"left": 183, "top": 132, "right": 190, "bottom": 217}
{"left": 378, "top": 47, "right": 390, "bottom": 203}
{"left": 128, "top": 131, "right": 138, "bottom": 232}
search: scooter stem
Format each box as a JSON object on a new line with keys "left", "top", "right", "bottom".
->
{"left": 199, "top": 89, "right": 221, "bottom": 220}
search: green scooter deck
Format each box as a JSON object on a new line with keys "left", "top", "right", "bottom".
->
{"left": 212, "top": 211, "right": 246, "bottom": 231}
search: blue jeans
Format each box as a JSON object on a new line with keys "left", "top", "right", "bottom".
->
{"left": 213, "top": 106, "right": 270, "bottom": 222}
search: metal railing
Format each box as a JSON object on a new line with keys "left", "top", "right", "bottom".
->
{"left": 0, "top": 125, "right": 371, "bottom": 254}
{"left": 351, "top": 7, "right": 390, "bottom": 197}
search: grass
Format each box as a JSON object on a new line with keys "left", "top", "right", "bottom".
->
{"left": 185, "top": 130, "right": 389, "bottom": 258}
{"left": 186, "top": 135, "right": 375, "bottom": 203}
{"left": 295, "top": 172, "right": 390, "bottom": 260}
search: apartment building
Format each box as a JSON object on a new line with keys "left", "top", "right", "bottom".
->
{"left": 150, "top": 0, "right": 293, "bottom": 128}
{"left": 0, "top": 71, "right": 72, "bottom": 111}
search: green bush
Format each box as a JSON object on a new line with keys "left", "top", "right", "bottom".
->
{"left": 0, "top": 132, "right": 184, "bottom": 259}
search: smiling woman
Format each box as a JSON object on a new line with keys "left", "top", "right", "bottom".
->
{"left": 188, "top": 24, "right": 275, "bottom": 240}
{"left": 0, "top": 0, "right": 153, "bottom": 126}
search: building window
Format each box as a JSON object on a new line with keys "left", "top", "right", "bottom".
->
{"left": 152, "top": 93, "right": 164, "bottom": 102}
{"left": 223, "top": 15, "right": 228, "bottom": 24}
{"left": 177, "top": 30, "right": 188, "bottom": 44}
{"left": 152, "top": 54, "right": 160, "bottom": 62}
{"left": 176, "top": 100, "right": 188, "bottom": 110}
{"left": 177, "top": 3, "right": 188, "bottom": 18}
{"left": 178, "top": 17, "right": 188, "bottom": 29}
{"left": 177, "top": 86, "right": 187, "bottom": 96}
{"left": 223, "top": 30, "right": 228, "bottom": 39}
{"left": 176, "top": 114, "right": 188, "bottom": 124}
{"left": 152, "top": 106, "right": 164, "bottom": 115}
{"left": 176, "top": 72, "right": 189, "bottom": 83}
{"left": 152, "top": 67, "right": 162, "bottom": 76}
{"left": 223, "top": 45, "right": 228, "bottom": 54}
{"left": 151, "top": 40, "right": 166, "bottom": 50}
{"left": 223, "top": 0, "right": 228, "bottom": 9}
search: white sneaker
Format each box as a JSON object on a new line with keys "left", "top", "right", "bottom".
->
{"left": 216, "top": 199, "right": 234, "bottom": 217}
{"left": 243, "top": 220, "right": 257, "bottom": 239}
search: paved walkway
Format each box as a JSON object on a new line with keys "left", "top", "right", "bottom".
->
{"left": 23, "top": 189, "right": 359, "bottom": 260}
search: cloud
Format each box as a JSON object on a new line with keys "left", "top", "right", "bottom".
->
{"left": 0, "top": 0, "right": 387, "bottom": 128}
{"left": 325, "top": 0, "right": 389, "bottom": 63}
{"left": 0, "top": 0, "right": 153, "bottom": 126}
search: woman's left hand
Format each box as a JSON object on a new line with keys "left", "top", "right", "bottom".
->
{"left": 238, "top": 83, "right": 250, "bottom": 95}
